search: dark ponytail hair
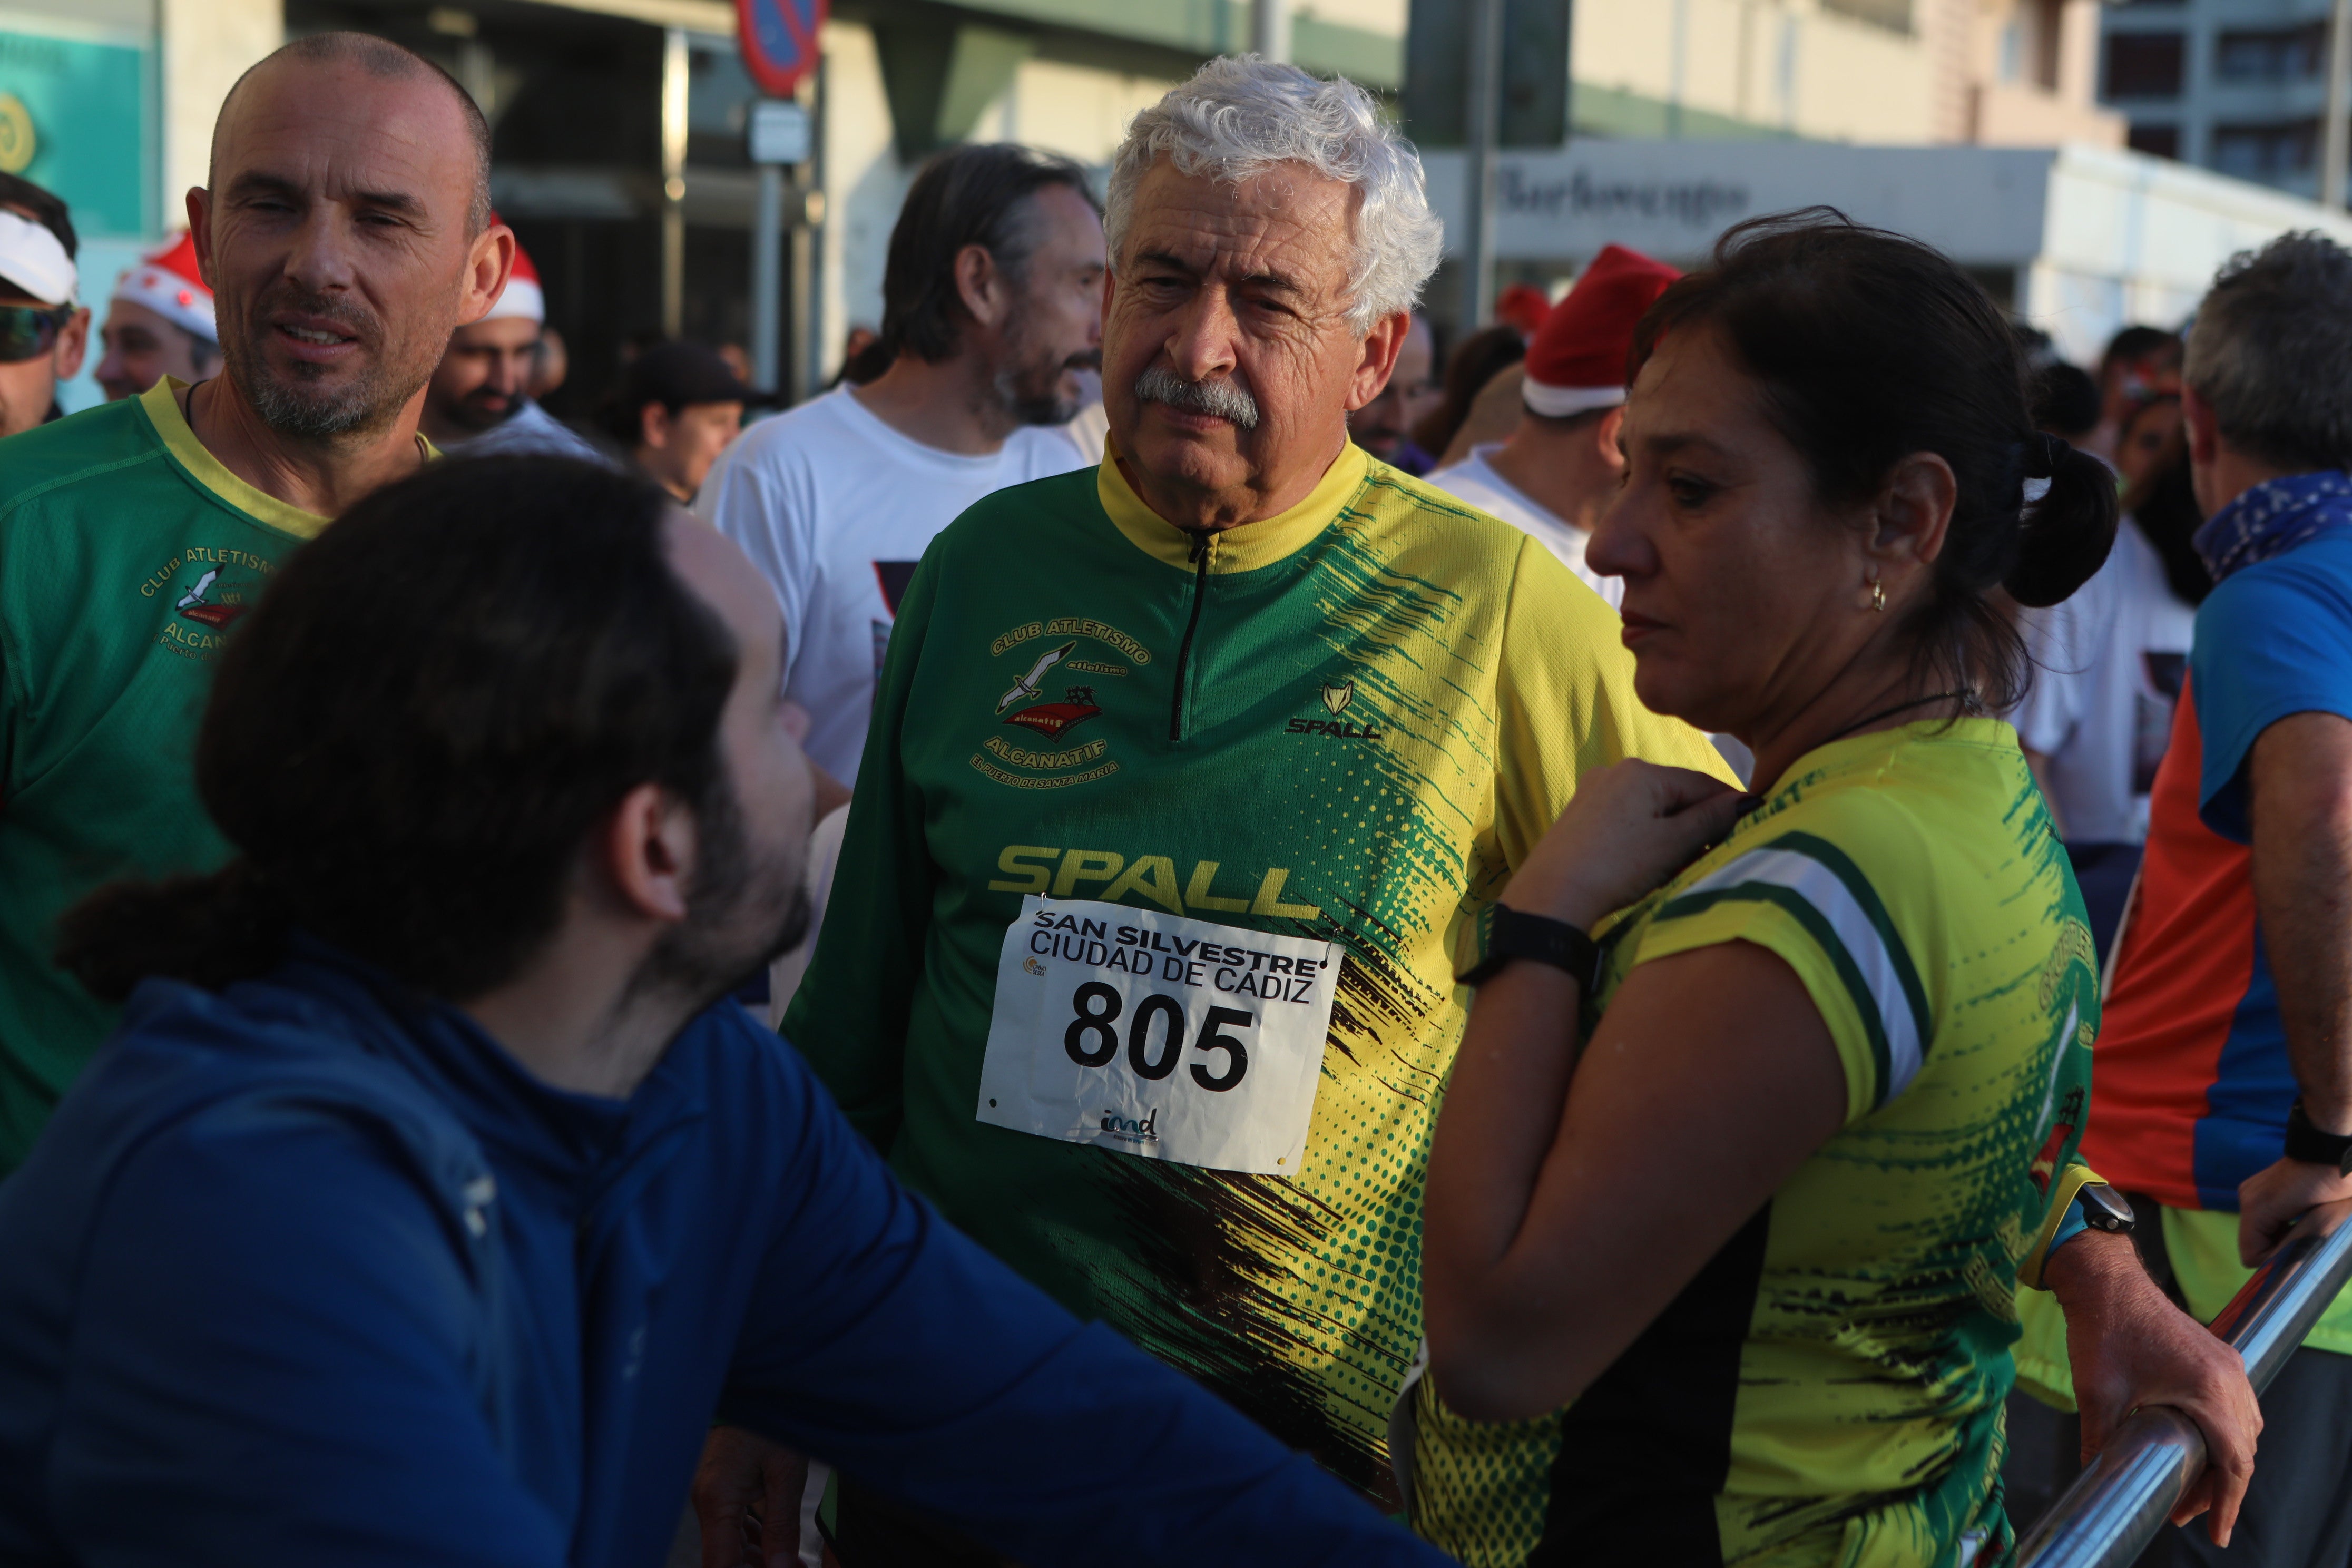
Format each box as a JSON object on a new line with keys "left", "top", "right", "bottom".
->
{"left": 54, "top": 457, "right": 739, "bottom": 1003}
{"left": 1629, "top": 210, "right": 2118, "bottom": 711}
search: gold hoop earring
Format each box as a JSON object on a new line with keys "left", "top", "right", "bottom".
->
{"left": 1869, "top": 577, "right": 1887, "bottom": 613}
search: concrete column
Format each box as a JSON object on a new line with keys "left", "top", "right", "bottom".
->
{"left": 660, "top": 26, "right": 688, "bottom": 338}
{"left": 158, "top": 0, "right": 280, "bottom": 229}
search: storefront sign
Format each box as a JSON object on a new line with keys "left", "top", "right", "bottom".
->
{"left": 0, "top": 22, "right": 153, "bottom": 237}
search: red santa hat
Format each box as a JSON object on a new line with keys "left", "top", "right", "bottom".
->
{"left": 1521, "top": 244, "right": 1682, "bottom": 419}
{"left": 110, "top": 232, "right": 215, "bottom": 342}
{"left": 481, "top": 218, "right": 545, "bottom": 323}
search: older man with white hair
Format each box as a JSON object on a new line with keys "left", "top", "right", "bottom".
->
{"left": 682, "top": 59, "right": 1723, "bottom": 1563}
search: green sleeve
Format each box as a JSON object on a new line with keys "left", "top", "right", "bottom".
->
{"left": 1488, "top": 537, "right": 1729, "bottom": 878}
{"left": 779, "top": 548, "right": 944, "bottom": 1151}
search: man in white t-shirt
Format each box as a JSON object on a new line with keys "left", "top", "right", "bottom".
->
{"left": 2017, "top": 521, "right": 2198, "bottom": 848}
{"left": 1425, "top": 244, "right": 1681, "bottom": 609}
{"left": 699, "top": 145, "right": 1103, "bottom": 785}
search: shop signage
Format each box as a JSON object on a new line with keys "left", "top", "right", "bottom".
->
{"left": 0, "top": 26, "right": 151, "bottom": 236}
{"left": 748, "top": 99, "right": 809, "bottom": 164}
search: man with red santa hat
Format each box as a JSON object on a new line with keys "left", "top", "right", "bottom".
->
{"left": 94, "top": 232, "right": 221, "bottom": 401}
{"left": 1425, "top": 243, "right": 1682, "bottom": 610}
{"left": 419, "top": 221, "right": 603, "bottom": 461}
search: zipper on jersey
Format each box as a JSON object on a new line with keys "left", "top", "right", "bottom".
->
{"left": 1169, "top": 529, "right": 1213, "bottom": 742}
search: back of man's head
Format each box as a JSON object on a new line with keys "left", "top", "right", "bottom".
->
{"left": 58, "top": 459, "right": 740, "bottom": 1003}
{"left": 2186, "top": 232, "right": 2352, "bottom": 473}
{"left": 863, "top": 143, "right": 1097, "bottom": 375}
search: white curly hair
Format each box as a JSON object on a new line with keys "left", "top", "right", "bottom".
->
{"left": 1103, "top": 56, "right": 1446, "bottom": 336}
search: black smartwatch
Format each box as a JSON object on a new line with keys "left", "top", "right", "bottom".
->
{"left": 2076, "top": 1183, "right": 2137, "bottom": 1236}
{"left": 1457, "top": 903, "right": 1602, "bottom": 991}
{"left": 2285, "top": 1096, "right": 2352, "bottom": 1177}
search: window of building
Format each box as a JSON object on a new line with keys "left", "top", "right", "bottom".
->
{"left": 2129, "top": 123, "right": 2182, "bottom": 159}
{"left": 1999, "top": 0, "right": 2062, "bottom": 87}
{"left": 2105, "top": 32, "right": 2186, "bottom": 97}
{"left": 2212, "top": 120, "right": 2319, "bottom": 179}
{"left": 2215, "top": 25, "right": 2326, "bottom": 82}
{"left": 1820, "top": 0, "right": 1912, "bottom": 32}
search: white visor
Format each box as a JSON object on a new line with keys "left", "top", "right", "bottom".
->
{"left": 0, "top": 209, "right": 76, "bottom": 307}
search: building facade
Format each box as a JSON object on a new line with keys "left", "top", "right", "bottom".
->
{"left": 2099, "top": 0, "right": 2344, "bottom": 202}
{"left": 1564, "top": 0, "right": 2121, "bottom": 146}
{"left": 0, "top": 0, "right": 2321, "bottom": 413}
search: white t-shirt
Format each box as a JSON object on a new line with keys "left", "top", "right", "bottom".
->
{"left": 1425, "top": 443, "right": 1623, "bottom": 610}
{"left": 2014, "top": 518, "right": 2197, "bottom": 844}
{"left": 698, "top": 387, "right": 1087, "bottom": 781}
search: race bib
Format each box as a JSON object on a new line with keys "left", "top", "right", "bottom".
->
{"left": 976, "top": 896, "right": 1339, "bottom": 1175}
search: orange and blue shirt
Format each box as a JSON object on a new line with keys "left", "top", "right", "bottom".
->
{"left": 2085, "top": 474, "right": 2352, "bottom": 1211}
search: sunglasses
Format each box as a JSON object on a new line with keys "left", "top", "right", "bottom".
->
{"left": 0, "top": 302, "right": 75, "bottom": 366}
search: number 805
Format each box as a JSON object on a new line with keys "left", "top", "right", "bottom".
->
{"left": 1063, "top": 982, "right": 1251, "bottom": 1091}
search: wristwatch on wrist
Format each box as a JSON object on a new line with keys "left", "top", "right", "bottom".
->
{"left": 2284, "top": 1096, "right": 2352, "bottom": 1177}
{"left": 1457, "top": 903, "right": 1602, "bottom": 991}
{"left": 2075, "top": 1182, "right": 2137, "bottom": 1236}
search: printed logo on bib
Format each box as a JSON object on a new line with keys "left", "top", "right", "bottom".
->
{"left": 976, "top": 895, "right": 1339, "bottom": 1175}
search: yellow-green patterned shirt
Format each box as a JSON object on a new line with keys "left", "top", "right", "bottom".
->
{"left": 783, "top": 444, "right": 1727, "bottom": 1503}
{"left": 1412, "top": 718, "right": 2099, "bottom": 1567}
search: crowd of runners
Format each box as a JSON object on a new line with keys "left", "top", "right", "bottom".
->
{"left": 1, "top": 28, "right": 2350, "bottom": 1568}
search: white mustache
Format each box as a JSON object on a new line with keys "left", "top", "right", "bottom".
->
{"left": 1134, "top": 365, "right": 1260, "bottom": 429}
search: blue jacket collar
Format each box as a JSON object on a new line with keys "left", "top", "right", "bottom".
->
{"left": 2192, "top": 469, "right": 2352, "bottom": 583}
{"left": 264, "top": 935, "right": 704, "bottom": 1189}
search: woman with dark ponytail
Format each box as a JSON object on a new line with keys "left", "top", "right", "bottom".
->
{"left": 1409, "top": 212, "right": 2258, "bottom": 1567}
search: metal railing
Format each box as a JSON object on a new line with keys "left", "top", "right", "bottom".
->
{"left": 2016, "top": 1199, "right": 2352, "bottom": 1568}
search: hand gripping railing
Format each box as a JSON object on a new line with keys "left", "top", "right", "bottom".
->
{"left": 2015, "top": 1199, "right": 2352, "bottom": 1568}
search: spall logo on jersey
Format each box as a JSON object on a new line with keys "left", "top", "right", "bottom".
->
{"left": 1289, "top": 677, "right": 1382, "bottom": 742}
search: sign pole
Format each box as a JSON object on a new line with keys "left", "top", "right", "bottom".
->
{"left": 2325, "top": 0, "right": 2352, "bottom": 212}
{"left": 1462, "top": 0, "right": 1504, "bottom": 326}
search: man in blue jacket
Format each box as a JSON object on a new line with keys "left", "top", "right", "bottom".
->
{"left": 0, "top": 455, "right": 1449, "bottom": 1568}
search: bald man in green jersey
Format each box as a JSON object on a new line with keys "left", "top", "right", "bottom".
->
{"left": 0, "top": 34, "right": 514, "bottom": 1170}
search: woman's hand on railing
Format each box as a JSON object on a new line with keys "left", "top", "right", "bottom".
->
{"left": 2043, "top": 1229, "right": 2262, "bottom": 1546}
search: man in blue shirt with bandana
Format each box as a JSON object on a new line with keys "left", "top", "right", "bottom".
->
{"left": 2083, "top": 231, "right": 2352, "bottom": 1568}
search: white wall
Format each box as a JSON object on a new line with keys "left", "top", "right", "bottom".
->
{"left": 158, "top": 0, "right": 279, "bottom": 222}
{"left": 816, "top": 19, "right": 904, "bottom": 380}
{"left": 812, "top": 23, "right": 1178, "bottom": 379}
{"left": 2028, "top": 142, "right": 2352, "bottom": 361}
{"left": 1423, "top": 139, "right": 2352, "bottom": 366}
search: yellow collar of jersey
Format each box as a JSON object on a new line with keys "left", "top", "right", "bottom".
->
{"left": 1095, "top": 433, "right": 1368, "bottom": 575}
{"left": 139, "top": 378, "right": 441, "bottom": 542}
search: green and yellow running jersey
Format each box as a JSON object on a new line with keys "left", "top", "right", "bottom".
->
{"left": 0, "top": 381, "right": 342, "bottom": 1172}
{"left": 1412, "top": 718, "right": 2098, "bottom": 1567}
{"left": 785, "top": 440, "right": 1723, "bottom": 1498}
